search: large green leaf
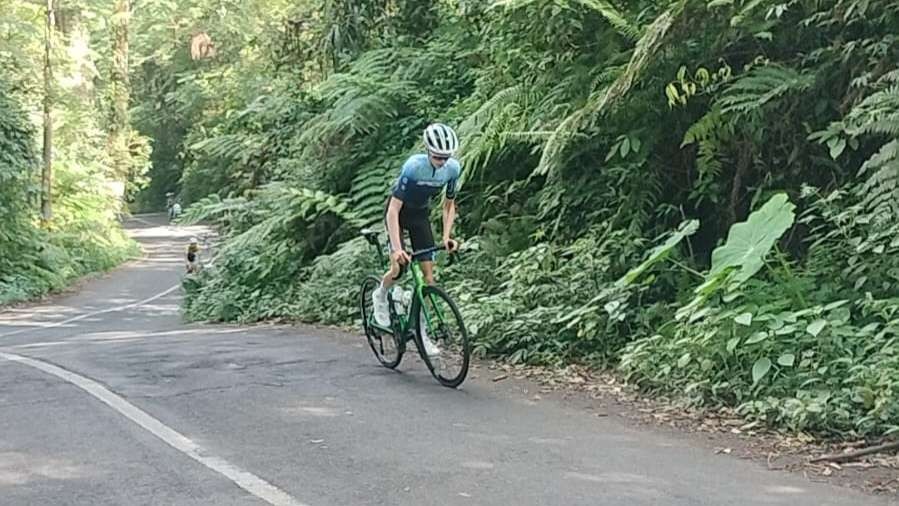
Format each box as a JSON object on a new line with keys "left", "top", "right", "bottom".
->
{"left": 708, "top": 193, "right": 795, "bottom": 284}
{"left": 616, "top": 220, "right": 699, "bottom": 287}
{"left": 777, "top": 353, "right": 795, "bottom": 367}
{"left": 806, "top": 319, "right": 827, "bottom": 337}
{"left": 677, "top": 194, "right": 795, "bottom": 320}
{"left": 734, "top": 312, "right": 753, "bottom": 326}
{"left": 752, "top": 357, "right": 772, "bottom": 384}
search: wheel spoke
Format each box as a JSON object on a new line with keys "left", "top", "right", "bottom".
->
{"left": 360, "top": 276, "right": 403, "bottom": 369}
{"left": 417, "top": 285, "right": 470, "bottom": 388}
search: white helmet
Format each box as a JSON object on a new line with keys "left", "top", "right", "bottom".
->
{"left": 190, "top": 237, "right": 198, "bottom": 244}
{"left": 423, "top": 123, "right": 459, "bottom": 157}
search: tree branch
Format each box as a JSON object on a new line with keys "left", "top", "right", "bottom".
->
{"left": 809, "top": 441, "right": 899, "bottom": 463}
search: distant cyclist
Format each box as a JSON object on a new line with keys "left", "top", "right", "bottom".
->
{"left": 166, "top": 192, "right": 176, "bottom": 219}
{"left": 170, "top": 201, "right": 182, "bottom": 221}
{"left": 370, "top": 123, "right": 462, "bottom": 359}
{"left": 186, "top": 237, "right": 200, "bottom": 273}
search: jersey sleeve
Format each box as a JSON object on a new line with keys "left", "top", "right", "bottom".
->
{"left": 391, "top": 159, "right": 417, "bottom": 202}
{"left": 445, "top": 163, "right": 461, "bottom": 200}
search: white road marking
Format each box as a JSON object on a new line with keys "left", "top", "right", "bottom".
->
{"left": 0, "top": 352, "right": 309, "bottom": 506}
{"left": 9, "top": 327, "right": 250, "bottom": 350}
{"left": 0, "top": 284, "right": 180, "bottom": 339}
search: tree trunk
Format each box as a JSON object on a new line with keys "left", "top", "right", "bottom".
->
{"left": 728, "top": 140, "right": 752, "bottom": 228}
{"left": 41, "top": 0, "right": 54, "bottom": 226}
{"left": 108, "top": 0, "right": 131, "bottom": 180}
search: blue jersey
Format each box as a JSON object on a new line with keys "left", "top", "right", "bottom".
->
{"left": 390, "top": 154, "right": 461, "bottom": 209}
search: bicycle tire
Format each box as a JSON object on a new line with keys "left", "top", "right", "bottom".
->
{"left": 414, "top": 285, "right": 470, "bottom": 388}
{"left": 360, "top": 275, "right": 403, "bottom": 369}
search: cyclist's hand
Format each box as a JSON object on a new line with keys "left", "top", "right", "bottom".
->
{"left": 391, "top": 250, "right": 411, "bottom": 266}
{"left": 444, "top": 238, "right": 459, "bottom": 253}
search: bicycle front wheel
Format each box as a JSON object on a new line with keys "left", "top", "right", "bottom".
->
{"left": 360, "top": 276, "right": 403, "bottom": 369}
{"left": 415, "top": 285, "right": 470, "bottom": 388}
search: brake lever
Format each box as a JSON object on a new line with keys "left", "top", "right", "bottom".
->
{"left": 446, "top": 250, "right": 459, "bottom": 267}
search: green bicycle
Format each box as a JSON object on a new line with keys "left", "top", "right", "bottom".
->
{"left": 358, "top": 228, "right": 471, "bottom": 388}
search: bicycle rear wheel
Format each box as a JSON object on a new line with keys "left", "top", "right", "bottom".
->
{"left": 360, "top": 276, "right": 403, "bottom": 369}
{"left": 415, "top": 285, "right": 470, "bottom": 388}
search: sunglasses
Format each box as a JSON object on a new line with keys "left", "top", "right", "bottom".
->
{"left": 431, "top": 154, "right": 449, "bottom": 162}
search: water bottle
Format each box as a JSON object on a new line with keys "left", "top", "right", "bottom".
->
{"left": 401, "top": 288, "right": 413, "bottom": 313}
{"left": 392, "top": 287, "right": 407, "bottom": 315}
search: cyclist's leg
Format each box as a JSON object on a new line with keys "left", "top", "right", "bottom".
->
{"left": 380, "top": 202, "right": 408, "bottom": 290}
{"left": 406, "top": 211, "right": 440, "bottom": 359}
{"left": 406, "top": 210, "right": 437, "bottom": 285}
{"left": 420, "top": 261, "right": 436, "bottom": 285}
{"left": 372, "top": 205, "right": 408, "bottom": 327}
{"left": 381, "top": 252, "right": 403, "bottom": 289}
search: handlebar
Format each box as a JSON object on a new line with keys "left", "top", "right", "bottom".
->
{"left": 409, "top": 244, "right": 461, "bottom": 264}
{"left": 388, "top": 244, "right": 460, "bottom": 281}
{"left": 409, "top": 245, "right": 445, "bottom": 258}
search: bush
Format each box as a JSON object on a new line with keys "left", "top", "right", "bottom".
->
{"left": 620, "top": 192, "right": 899, "bottom": 438}
{"left": 439, "top": 227, "right": 666, "bottom": 367}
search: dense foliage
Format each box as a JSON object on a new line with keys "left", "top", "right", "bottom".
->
{"left": 0, "top": 0, "right": 140, "bottom": 304}
{"left": 138, "top": 0, "right": 899, "bottom": 438}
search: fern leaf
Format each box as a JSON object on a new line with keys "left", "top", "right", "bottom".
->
{"left": 857, "top": 140, "right": 899, "bottom": 219}
{"left": 718, "top": 64, "right": 815, "bottom": 116}
{"left": 179, "top": 194, "right": 250, "bottom": 226}
{"left": 456, "top": 84, "right": 534, "bottom": 184}
{"left": 490, "top": 0, "right": 640, "bottom": 41}
{"left": 348, "top": 164, "right": 394, "bottom": 226}
{"left": 571, "top": 0, "right": 641, "bottom": 41}
{"left": 532, "top": 5, "right": 682, "bottom": 178}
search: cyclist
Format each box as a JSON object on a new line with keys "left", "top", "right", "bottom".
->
{"left": 166, "top": 192, "right": 176, "bottom": 219}
{"left": 186, "top": 237, "right": 201, "bottom": 273}
{"left": 371, "top": 123, "right": 462, "bottom": 359}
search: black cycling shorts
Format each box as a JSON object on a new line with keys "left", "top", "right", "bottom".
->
{"left": 384, "top": 200, "right": 435, "bottom": 261}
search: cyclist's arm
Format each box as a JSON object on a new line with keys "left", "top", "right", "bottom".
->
{"left": 386, "top": 196, "right": 404, "bottom": 252}
{"left": 442, "top": 170, "right": 459, "bottom": 243}
{"left": 442, "top": 198, "right": 456, "bottom": 243}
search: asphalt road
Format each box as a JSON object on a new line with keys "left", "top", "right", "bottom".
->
{"left": 0, "top": 214, "right": 894, "bottom": 506}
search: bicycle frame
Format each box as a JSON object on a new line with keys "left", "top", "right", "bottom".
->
{"left": 386, "top": 261, "right": 425, "bottom": 337}
{"left": 362, "top": 231, "right": 449, "bottom": 339}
